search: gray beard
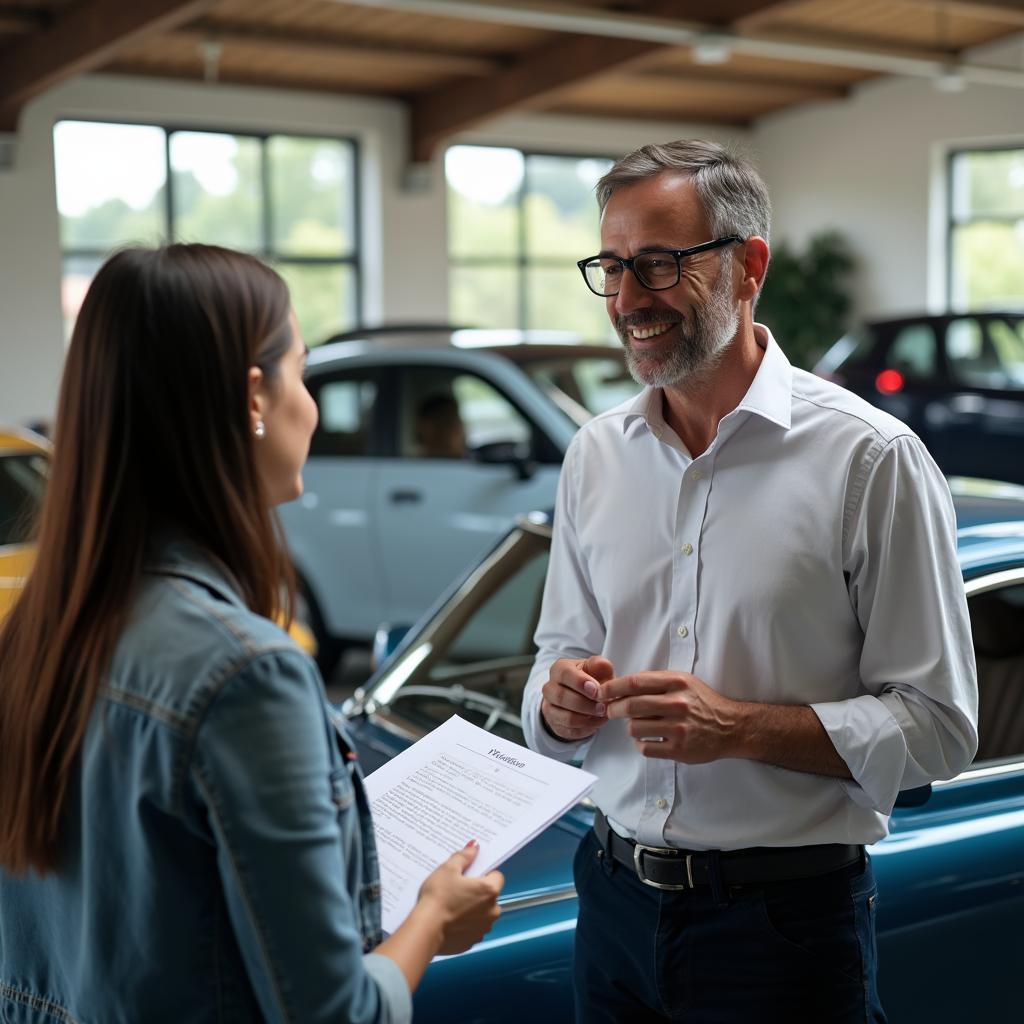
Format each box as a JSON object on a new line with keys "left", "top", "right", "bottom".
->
{"left": 619, "top": 271, "right": 739, "bottom": 388}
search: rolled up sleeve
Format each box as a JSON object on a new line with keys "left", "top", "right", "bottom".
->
{"left": 192, "top": 649, "right": 412, "bottom": 1024}
{"left": 814, "top": 435, "right": 978, "bottom": 814}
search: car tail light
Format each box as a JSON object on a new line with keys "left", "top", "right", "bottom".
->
{"left": 875, "top": 369, "right": 904, "bottom": 394}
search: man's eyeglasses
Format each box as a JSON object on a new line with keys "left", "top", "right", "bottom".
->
{"left": 577, "top": 236, "right": 744, "bottom": 297}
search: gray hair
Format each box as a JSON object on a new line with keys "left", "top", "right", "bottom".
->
{"left": 596, "top": 139, "right": 771, "bottom": 244}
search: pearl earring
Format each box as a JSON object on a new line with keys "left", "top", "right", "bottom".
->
{"left": 254, "top": 420, "right": 266, "bottom": 439}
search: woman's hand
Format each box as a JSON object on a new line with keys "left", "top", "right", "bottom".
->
{"left": 418, "top": 841, "right": 504, "bottom": 954}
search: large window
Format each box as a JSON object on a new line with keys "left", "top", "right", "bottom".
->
{"left": 949, "top": 147, "right": 1024, "bottom": 311}
{"left": 54, "top": 121, "right": 359, "bottom": 344}
{"left": 446, "top": 145, "right": 614, "bottom": 339}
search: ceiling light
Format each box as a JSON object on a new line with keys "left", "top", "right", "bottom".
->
{"left": 934, "top": 63, "right": 966, "bottom": 93}
{"left": 692, "top": 34, "right": 732, "bottom": 66}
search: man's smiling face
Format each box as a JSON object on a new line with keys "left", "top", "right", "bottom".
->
{"left": 600, "top": 173, "right": 740, "bottom": 388}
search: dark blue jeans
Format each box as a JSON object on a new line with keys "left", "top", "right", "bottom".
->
{"left": 573, "top": 829, "right": 886, "bottom": 1023}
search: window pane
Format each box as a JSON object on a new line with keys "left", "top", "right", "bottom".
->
{"left": 309, "top": 377, "right": 377, "bottom": 457}
{"left": 170, "top": 132, "right": 262, "bottom": 249}
{"left": 269, "top": 136, "right": 354, "bottom": 257}
{"left": 61, "top": 254, "right": 107, "bottom": 342}
{"left": 950, "top": 222, "right": 1024, "bottom": 309}
{"left": 885, "top": 325, "right": 937, "bottom": 379}
{"left": 446, "top": 145, "right": 523, "bottom": 258}
{"left": 276, "top": 262, "right": 356, "bottom": 345}
{"left": 451, "top": 373, "right": 531, "bottom": 448}
{"left": 54, "top": 121, "right": 167, "bottom": 249}
{"left": 450, "top": 265, "right": 518, "bottom": 328}
{"left": 526, "top": 265, "right": 614, "bottom": 337}
{"left": 524, "top": 154, "right": 610, "bottom": 258}
{"left": 0, "top": 454, "right": 48, "bottom": 546}
{"left": 969, "top": 582, "right": 1024, "bottom": 763}
{"left": 989, "top": 318, "right": 1024, "bottom": 386}
{"left": 952, "top": 149, "right": 1024, "bottom": 221}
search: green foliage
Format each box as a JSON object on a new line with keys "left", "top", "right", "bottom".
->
{"left": 756, "top": 231, "right": 857, "bottom": 370}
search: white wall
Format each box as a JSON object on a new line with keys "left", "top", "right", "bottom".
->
{"left": 0, "top": 74, "right": 744, "bottom": 424}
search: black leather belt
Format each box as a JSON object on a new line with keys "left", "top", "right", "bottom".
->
{"left": 594, "top": 811, "right": 862, "bottom": 892}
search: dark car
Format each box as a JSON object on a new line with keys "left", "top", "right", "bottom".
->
{"left": 814, "top": 312, "right": 1024, "bottom": 485}
{"left": 343, "top": 479, "right": 1024, "bottom": 1023}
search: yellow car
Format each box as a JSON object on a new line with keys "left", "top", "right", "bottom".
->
{"left": 0, "top": 427, "right": 315, "bottom": 655}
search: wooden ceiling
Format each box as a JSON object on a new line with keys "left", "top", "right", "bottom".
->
{"left": 1, "top": 1, "right": 1023, "bottom": 159}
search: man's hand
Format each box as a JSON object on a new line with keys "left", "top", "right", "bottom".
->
{"left": 600, "top": 671, "right": 742, "bottom": 763}
{"left": 540, "top": 656, "right": 615, "bottom": 742}
{"left": 600, "top": 671, "right": 852, "bottom": 777}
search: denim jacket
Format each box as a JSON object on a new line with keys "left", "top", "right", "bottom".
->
{"left": 0, "top": 538, "right": 411, "bottom": 1024}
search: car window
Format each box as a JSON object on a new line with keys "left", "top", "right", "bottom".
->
{"left": 308, "top": 375, "right": 377, "bottom": 457}
{"left": 0, "top": 453, "right": 47, "bottom": 547}
{"left": 398, "top": 369, "right": 532, "bottom": 459}
{"left": 946, "top": 317, "right": 1013, "bottom": 390}
{"left": 525, "top": 356, "right": 640, "bottom": 416}
{"left": 988, "top": 318, "right": 1024, "bottom": 388}
{"left": 885, "top": 324, "right": 937, "bottom": 379}
{"left": 969, "top": 581, "right": 1024, "bottom": 764}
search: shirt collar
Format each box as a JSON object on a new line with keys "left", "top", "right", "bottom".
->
{"left": 621, "top": 322, "right": 792, "bottom": 436}
{"left": 145, "top": 533, "right": 246, "bottom": 608}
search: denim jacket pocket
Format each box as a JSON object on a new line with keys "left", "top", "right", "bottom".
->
{"left": 329, "top": 765, "right": 356, "bottom": 813}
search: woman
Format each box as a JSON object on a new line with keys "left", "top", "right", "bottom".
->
{"left": 0, "top": 244, "right": 503, "bottom": 1023}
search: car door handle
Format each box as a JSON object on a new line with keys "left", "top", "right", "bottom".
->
{"left": 389, "top": 489, "right": 423, "bottom": 504}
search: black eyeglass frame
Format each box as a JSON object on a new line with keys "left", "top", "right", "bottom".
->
{"left": 577, "top": 235, "right": 744, "bottom": 297}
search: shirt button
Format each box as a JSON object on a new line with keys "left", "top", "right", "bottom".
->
{"left": 677, "top": 625, "right": 689, "bottom": 638}
{"left": 691, "top": 470, "right": 703, "bottom": 481}
{"left": 681, "top": 543, "right": 693, "bottom": 555}
{"left": 656, "top": 798, "right": 668, "bottom": 810}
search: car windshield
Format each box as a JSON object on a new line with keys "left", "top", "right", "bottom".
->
{"left": 367, "top": 525, "right": 551, "bottom": 746}
{"left": 520, "top": 354, "right": 640, "bottom": 422}
{"left": 0, "top": 452, "right": 47, "bottom": 547}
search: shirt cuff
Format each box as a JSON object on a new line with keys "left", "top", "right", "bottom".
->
{"left": 363, "top": 952, "right": 413, "bottom": 1024}
{"left": 810, "top": 695, "right": 908, "bottom": 815}
{"left": 522, "top": 689, "right": 593, "bottom": 762}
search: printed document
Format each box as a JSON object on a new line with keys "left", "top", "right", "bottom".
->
{"left": 363, "top": 714, "right": 596, "bottom": 935}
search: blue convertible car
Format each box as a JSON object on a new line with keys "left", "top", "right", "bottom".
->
{"left": 342, "top": 480, "right": 1024, "bottom": 1023}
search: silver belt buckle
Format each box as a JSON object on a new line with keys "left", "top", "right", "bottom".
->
{"left": 633, "top": 842, "right": 694, "bottom": 891}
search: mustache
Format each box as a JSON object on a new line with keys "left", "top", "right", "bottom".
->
{"left": 615, "top": 311, "right": 685, "bottom": 332}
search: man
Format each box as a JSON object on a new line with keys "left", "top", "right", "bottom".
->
{"left": 414, "top": 393, "right": 467, "bottom": 459}
{"left": 521, "top": 140, "right": 977, "bottom": 1023}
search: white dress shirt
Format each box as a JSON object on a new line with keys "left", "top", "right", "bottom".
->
{"left": 523, "top": 325, "right": 977, "bottom": 850}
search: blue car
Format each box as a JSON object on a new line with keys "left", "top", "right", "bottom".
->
{"left": 343, "top": 481, "right": 1024, "bottom": 1023}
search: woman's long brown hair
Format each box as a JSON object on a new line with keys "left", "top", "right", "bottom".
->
{"left": 0, "top": 244, "right": 296, "bottom": 875}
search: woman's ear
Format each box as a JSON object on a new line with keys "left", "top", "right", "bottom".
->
{"left": 248, "top": 366, "right": 267, "bottom": 438}
{"left": 738, "top": 236, "right": 770, "bottom": 304}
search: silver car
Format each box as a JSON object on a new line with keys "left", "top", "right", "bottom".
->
{"left": 281, "top": 330, "right": 637, "bottom": 675}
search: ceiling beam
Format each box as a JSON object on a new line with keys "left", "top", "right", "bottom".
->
{"left": 897, "top": 0, "right": 1024, "bottom": 26}
{"left": 409, "top": 0, "right": 694, "bottom": 162}
{"left": 0, "top": 0, "right": 215, "bottom": 130}
{"left": 177, "top": 21, "right": 501, "bottom": 78}
{"left": 628, "top": 67, "right": 849, "bottom": 101}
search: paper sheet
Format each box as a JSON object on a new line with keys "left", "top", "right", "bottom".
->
{"left": 363, "top": 714, "right": 596, "bottom": 935}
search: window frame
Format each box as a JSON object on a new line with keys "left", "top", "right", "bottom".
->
{"left": 55, "top": 118, "right": 363, "bottom": 332}
{"left": 446, "top": 144, "right": 617, "bottom": 330}
{"left": 946, "top": 143, "right": 1024, "bottom": 312}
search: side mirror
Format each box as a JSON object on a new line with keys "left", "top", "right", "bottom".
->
{"left": 371, "top": 622, "right": 411, "bottom": 670}
{"left": 894, "top": 784, "right": 932, "bottom": 808}
{"left": 472, "top": 440, "right": 536, "bottom": 481}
